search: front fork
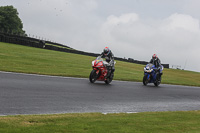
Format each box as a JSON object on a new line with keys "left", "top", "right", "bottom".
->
{"left": 93, "top": 68, "right": 101, "bottom": 79}
{"left": 145, "top": 73, "right": 151, "bottom": 81}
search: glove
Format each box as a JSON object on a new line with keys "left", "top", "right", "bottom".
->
{"left": 107, "top": 63, "right": 111, "bottom": 66}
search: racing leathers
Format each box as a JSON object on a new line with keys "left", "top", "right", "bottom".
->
{"left": 149, "top": 58, "right": 161, "bottom": 68}
{"left": 100, "top": 51, "right": 115, "bottom": 79}
{"left": 149, "top": 58, "right": 162, "bottom": 80}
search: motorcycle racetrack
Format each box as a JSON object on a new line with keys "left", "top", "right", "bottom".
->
{"left": 1, "top": 71, "right": 200, "bottom": 116}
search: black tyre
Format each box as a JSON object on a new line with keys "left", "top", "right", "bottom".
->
{"left": 89, "top": 70, "right": 98, "bottom": 83}
{"left": 143, "top": 75, "right": 148, "bottom": 86}
{"left": 105, "top": 73, "right": 114, "bottom": 84}
{"left": 154, "top": 76, "right": 161, "bottom": 86}
{"left": 154, "top": 82, "right": 160, "bottom": 86}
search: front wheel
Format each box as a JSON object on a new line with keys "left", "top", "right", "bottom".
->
{"left": 143, "top": 75, "right": 148, "bottom": 86}
{"left": 154, "top": 75, "right": 161, "bottom": 86}
{"left": 105, "top": 73, "right": 114, "bottom": 84}
{"left": 89, "top": 70, "right": 98, "bottom": 83}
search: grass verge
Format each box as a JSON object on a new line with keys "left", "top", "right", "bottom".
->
{"left": 0, "top": 111, "right": 200, "bottom": 133}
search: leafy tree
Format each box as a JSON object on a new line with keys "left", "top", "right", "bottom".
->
{"left": 0, "top": 5, "right": 25, "bottom": 35}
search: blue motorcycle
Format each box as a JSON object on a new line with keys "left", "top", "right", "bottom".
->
{"left": 143, "top": 63, "right": 163, "bottom": 86}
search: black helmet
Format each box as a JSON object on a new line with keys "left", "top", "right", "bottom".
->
{"left": 103, "top": 47, "right": 110, "bottom": 55}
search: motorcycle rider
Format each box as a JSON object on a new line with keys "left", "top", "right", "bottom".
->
{"left": 149, "top": 54, "right": 162, "bottom": 80}
{"left": 100, "top": 47, "right": 115, "bottom": 79}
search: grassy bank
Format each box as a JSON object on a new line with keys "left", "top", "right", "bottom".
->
{"left": 0, "top": 42, "right": 199, "bottom": 86}
{"left": 0, "top": 111, "right": 200, "bottom": 133}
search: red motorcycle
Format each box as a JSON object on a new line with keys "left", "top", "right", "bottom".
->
{"left": 89, "top": 56, "right": 115, "bottom": 84}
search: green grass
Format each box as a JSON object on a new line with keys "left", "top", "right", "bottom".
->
{"left": 0, "top": 42, "right": 200, "bottom": 86}
{"left": 0, "top": 111, "right": 200, "bottom": 133}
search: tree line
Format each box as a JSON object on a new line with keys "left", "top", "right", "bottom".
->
{"left": 0, "top": 5, "right": 25, "bottom": 35}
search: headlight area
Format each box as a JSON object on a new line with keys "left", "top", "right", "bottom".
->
{"left": 92, "top": 61, "right": 95, "bottom": 66}
{"left": 144, "top": 69, "right": 153, "bottom": 73}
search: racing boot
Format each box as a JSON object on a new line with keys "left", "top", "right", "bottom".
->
{"left": 105, "top": 68, "right": 111, "bottom": 80}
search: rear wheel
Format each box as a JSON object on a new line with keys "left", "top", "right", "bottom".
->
{"left": 105, "top": 73, "right": 114, "bottom": 84}
{"left": 143, "top": 75, "right": 148, "bottom": 86}
{"left": 89, "top": 70, "right": 98, "bottom": 83}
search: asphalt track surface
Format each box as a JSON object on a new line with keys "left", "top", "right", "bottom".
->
{"left": 0, "top": 71, "right": 200, "bottom": 115}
